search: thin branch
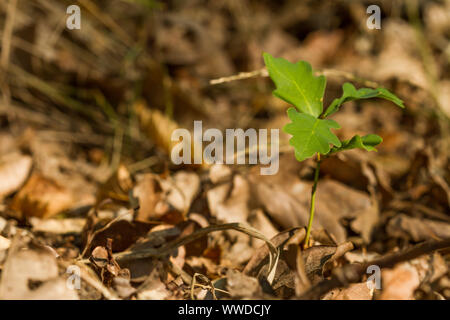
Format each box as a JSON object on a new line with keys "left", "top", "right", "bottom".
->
{"left": 80, "top": 223, "right": 280, "bottom": 284}
{"left": 209, "top": 67, "right": 379, "bottom": 88}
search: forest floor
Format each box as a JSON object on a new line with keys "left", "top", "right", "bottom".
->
{"left": 0, "top": 0, "right": 449, "bottom": 300}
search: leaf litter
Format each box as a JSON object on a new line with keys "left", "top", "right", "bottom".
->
{"left": 0, "top": 0, "right": 449, "bottom": 301}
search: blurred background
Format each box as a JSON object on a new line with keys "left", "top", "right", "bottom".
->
{"left": 0, "top": 0, "right": 449, "bottom": 300}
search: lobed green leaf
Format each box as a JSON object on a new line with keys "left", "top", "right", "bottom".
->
{"left": 323, "top": 83, "right": 405, "bottom": 117}
{"left": 263, "top": 52, "right": 326, "bottom": 118}
{"left": 283, "top": 108, "right": 341, "bottom": 161}
{"left": 331, "top": 134, "right": 382, "bottom": 154}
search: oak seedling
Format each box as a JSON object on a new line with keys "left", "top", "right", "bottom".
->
{"left": 263, "top": 52, "right": 405, "bottom": 247}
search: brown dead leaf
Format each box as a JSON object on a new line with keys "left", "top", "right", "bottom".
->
{"left": 133, "top": 171, "right": 199, "bottom": 223}
{"left": 96, "top": 164, "right": 133, "bottom": 205}
{"left": 207, "top": 174, "right": 250, "bottom": 224}
{"left": 411, "top": 252, "right": 448, "bottom": 284}
{"left": 89, "top": 239, "right": 131, "bottom": 290}
{"left": 303, "top": 242, "right": 354, "bottom": 284}
{"left": 323, "top": 282, "right": 373, "bottom": 300}
{"left": 136, "top": 264, "right": 171, "bottom": 300}
{"left": 244, "top": 228, "right": 305, "bottom": 278}
{"left": 209, "top": 164, "right": 232, "bottom": 184}
{"left": 133, "top": 174, "right": 165, "bottom": 222}
{"left": 248, "top": 209, "right": 278, "bottom": 248}
{"left": 82, "top": 215, "right": 154, "bottom": 258}
{"left": 387, "top": 214, "right": 450, "bottom": 242}
{"left": 118, "top": 225, "right": 184, "bottom": 281}
{"left": 30, "top": 217, "right": 86, "bottom": 234}
{"left": 374, "top": 21, "right": 429, "bottom": 90}
{"left": 160, "top": 171, "right": 200, "bottom": 214}
{"left": 379, "top": 263, "right": 420, "bottom": 300}
{"left": 0, "top": 153, "right": 32, "bottom": 200}
{"left": 225, "top": 269, "right": 263, "bottom": 299}
{"left": 0, "top": 235, "right": 10, "bottom": 251}
{"left": 0, "top": 240, "right": 78, "bottom": 299}
{"left": 249, "top": 157, "right": 376, "bottom": 243}
{"left": 134, "top": 101, "right": 180, "bottom": 157}
{"left": 9, "top": 173, "right": 74, "bottom": 219}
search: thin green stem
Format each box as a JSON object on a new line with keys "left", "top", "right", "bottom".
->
{"left": 304, "top": 154, "right": 321, "bottom": 249}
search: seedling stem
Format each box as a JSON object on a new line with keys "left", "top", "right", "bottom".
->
{"left": 304, "top": 153, "right": 321, "bottom": 249}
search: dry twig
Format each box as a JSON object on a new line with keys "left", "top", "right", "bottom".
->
{"left": 297, "top": 238, "right": 450, "bottom": 299}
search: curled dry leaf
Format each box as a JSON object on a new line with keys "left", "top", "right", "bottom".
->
{"left": 303, "top": 242, "right": 354, "bottom": 284}
{"left": 207, "top": 174, "right": 250, "bottom": 224}
{"left": 225, "top": 269, "right": 263, "bottom": 299}
{"left": 322, "top": 282, "right": 373, "bottom": 300}
{"left": 96, "top": 164, "right": 133, "bottom": 205}
{"left": 411, "top": 253, "right": 448, "bottom": 284}
{"left": 134, "top": 101, "right": 179, "bottom": 157}
{"left": 387, "top": 214, "right": 450, "bottom": 242}
{"left": 207, "top": 174, "right": 255, "bottom": 265}
{"left": 133, "top": 171, "right": 200, "bottom": 223}
{"left": 248, "top": 209, "right": 279, "bottom": 248}
{"left": 160, "top": 171, "right": 200, "bottom": 214}
{"left": 9, "top": 173, "right": 74, "bottom": 219}
{"left": 89, "top": 239, "right": 131, "bottom": 290}
{"left": 244, "top": 228, "right": 306, "bottom": 298}
{"left": 82, "top": 215, "right": 154, "bottom": 258}
{"left": 0, "top": 242, "right": 78, "bottom": 299}
{"left": 133, "top": 174, "right": 165, "bottom": 222}
{"left": 244, "top": 228, "right": 305, "bottom": 277}
{"left": 0, "top": 153, "right": 32, "bottom": 200}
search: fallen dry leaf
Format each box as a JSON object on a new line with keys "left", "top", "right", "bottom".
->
{"left": 323, "top": 282, "right": 373, "bottom": 300}
{"left": 379, "top": 263, "right": 420, "bottom": 300}
{"left": 0, "top": 235, "right": 10, "bottom": 251}
{"left": 133, "top": 171, "right": 199, "bottom": 223}
{"left": 249, "top": 158, "right": 376, "bottom": 243}
{"left": 209, "top": 164, "right": 232, "bottom": 184}
{"left": 160, "top": 171, "right": 200, "bottom": 214}
{"left": 207, "top": 174, "right": 250, "bottom": 224}
{"left": 30, "top": 217, "right": 86, "bottom": 234}
{"left": 82, "top": 213, "right": 154, "bottom": 257}
{"left": 0, "top": 153, "right": 32, "bottom": 200}
{"left": 132, "top": 174, "right": 165, "bottom": 222}
{"left": 9, "top": 173, "right": 74, "bottom": 219}
{"left": 225, "top": 269, "right": 263, "bottom": 299}
{"left": 0, "top": 241, "right": 78, "bottom": 299}
{"left": 387, "top": 214, "right": 450, "bottom": 242}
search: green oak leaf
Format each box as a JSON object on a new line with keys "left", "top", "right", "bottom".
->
{"left": 263, "top": 52, "right": 326, "bottom": 118}
{"left": 331, "top": 134, "right": 382, "bottom": 154}
{"left": 324, "top": 82, "right": 405, "bottom": 117}
{"left": 283, "top": 108, "right": 341, "bottom": 161}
